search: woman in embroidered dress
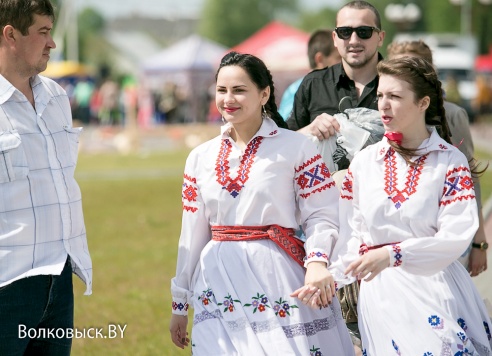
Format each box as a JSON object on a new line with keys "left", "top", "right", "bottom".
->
{"left": 169, "top": 52, "right": 355, "bottom": 355}
{"left": 330, "top": 56, "right": 492, "bottom": 355}
{"left": 386, "top": 39, "right": 488, "bottom": 278}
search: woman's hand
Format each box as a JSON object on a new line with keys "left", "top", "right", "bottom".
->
{"left": 291, "top": 261, "right": 335, "bottom": 309}
{"left": 169, "top": 314, "right": 190, "bottom": 349}
{"left": 469, "top": 248, "right": 487, "bottom": 277}
{"left": 345, "top": 248, "right": 390, "bottom": 282}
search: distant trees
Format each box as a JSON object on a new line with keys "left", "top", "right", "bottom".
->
{"left": 198, "top": 0, "right": 492, "bottom": 56}
{"left": 325, "top": 0, "right": 491, "bottom": 56}
{"left": 77, "top": 8, "right": 107, "bottom": 65}
{"left": 198, "top": 0, "right": 297, "bottom": 47}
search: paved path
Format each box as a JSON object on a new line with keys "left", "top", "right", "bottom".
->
{"left": 469, "top": 122, "right": 492, "bottom": 315}
{"left": 472, "top": 213, "right": 492, "bottom": 316}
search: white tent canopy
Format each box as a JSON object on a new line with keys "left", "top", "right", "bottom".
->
{"left": 140, "top": 34, "right": 227, "bottom": 123}
{"left": 142, "top": 34, "right": 227, "bottom": 74}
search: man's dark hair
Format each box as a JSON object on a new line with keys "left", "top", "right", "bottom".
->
{"left": 0, "top": 0, "right": 55, "bottom": 36}
{"left": 338, "top": 1, "right": 382, "bottom": 30}
{"left": 307, "top": 29, "right": 335, "bottom": 69}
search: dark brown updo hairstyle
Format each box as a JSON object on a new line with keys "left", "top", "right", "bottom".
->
{"left": 377, "top": 57, "right": 449, "bottom": 162}
{"left": 378, "top": 56, "right": 451, "bottom": 143}
{"left": 377, "top": 57, "right": 486, "bottom": 175}
{"left": 215, "top": 51, "right": 288, "bottom": 129}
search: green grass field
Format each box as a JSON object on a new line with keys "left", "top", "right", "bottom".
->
{"left": 70, "top": 147, "right": 492, "bottom": 355}
{"left": 72, "top": 151, "right": 190, "bottom": 356}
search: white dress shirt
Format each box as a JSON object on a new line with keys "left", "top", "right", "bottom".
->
{"left": 0, "top": 74, "right": 92, "bottom": 294}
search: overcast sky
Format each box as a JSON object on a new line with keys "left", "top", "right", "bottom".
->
{"left": 74, "top": 0, "right": 343, "bottom": 19}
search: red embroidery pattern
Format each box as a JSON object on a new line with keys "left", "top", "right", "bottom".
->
{"left": 297, "top": 162, "right": 331, "bottom": 189}
{"left": 359, "top": 243, "right": 402, "bottom": 267}
{"left": 383, "top": 149, "right": 428, "bottom": 209}
{"left": 183, "top": 206, "right": 198, "bottom": 213}
{"left": 306, "top": 251, "right": 329, "bottom": 263}
{"left": 172, "top": 301, "right": 189, "bottom": 312}
{"left": 182, "top": 174, "right": 199, "bottom": 213}
{"left": 340, "top": 169, "right": 354, "bottom": 201}
{"left": 296, "top": 156, "right": 334, "bottom": 199}
{"left": 299, "top": 183, "right": 335, "bottom": 199}
{"left": 269, "top": 130, "right": 277, "bottom": 135}
{"left": 215, "top": 137, "right": 263, "bottom": 198}
{"left": 295, "top": 154, "right": 323, "bottom": 173}
{"left": 392, "top": 245, "right": 402, "bottom": 267}
{"left": 440, "top": 166, "right": 475, "bottom": 206}
{"left": 439, "top": 144, "right": 448, "bottom": 150}
{"left": 184, "top": 174, "right": 196, "bottom": 184}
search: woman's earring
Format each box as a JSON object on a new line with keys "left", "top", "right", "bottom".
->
{"left": 221, "top": 116, "right": 226, "bottom": 125}
{"left": 262, "top": 105, "right": 268, "bottom": 120}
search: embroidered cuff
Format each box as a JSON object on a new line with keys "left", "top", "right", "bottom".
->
{"left": 172, "top": 298, "right": 189, "bottom": 316}
{"left": 384, "top": 244, "right": 403, "bottom": 267}
{"left": 304, "top": 249, "right": 330, "bottom": 267}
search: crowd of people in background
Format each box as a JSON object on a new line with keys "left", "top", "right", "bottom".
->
{"left": 55, "top": 67, "right": 492, "bottom": 130}
{"left": 59, "top": 75, "right": 133, "bottom": 127}
{"left": 58, "top": 74, "right": 206, "bottom": 128}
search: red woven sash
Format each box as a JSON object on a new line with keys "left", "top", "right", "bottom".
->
{"left": 211, "top": 225, "right": 305, "bottom": 267}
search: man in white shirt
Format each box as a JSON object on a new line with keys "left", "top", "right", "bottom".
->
{"left": 0, "top": 0, "right": 92, "bottom": 354}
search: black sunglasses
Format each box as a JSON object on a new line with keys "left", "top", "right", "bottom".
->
{"left": 335, "top": 26, "right": 380, "bottom": 40}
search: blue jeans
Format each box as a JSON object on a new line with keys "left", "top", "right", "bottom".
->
{"left": 0, "top": 258, "right": 74, "bottom": 356}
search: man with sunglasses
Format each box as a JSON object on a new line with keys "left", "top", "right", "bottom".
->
{"left": 287, "top": 0, "right": 385, "bottom": 172}
{"left": 286, "top": 2, "right": 384, "bottom": 354}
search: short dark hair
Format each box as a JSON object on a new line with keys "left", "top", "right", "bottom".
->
{"left": 307, "top": 29, "right": 335, "bottom": 69}
{"left": 338, "top": 1, "right": 382, "bottom": 30}
{"left": 0, "top": 0, "right": 55, "bottom": 36}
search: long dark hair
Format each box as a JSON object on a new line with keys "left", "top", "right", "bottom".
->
{"left": 377, "top": 57, "right": 486, "bottom": 175}
{"left": 215, "top": 51, "right": 288, "bottom": 129}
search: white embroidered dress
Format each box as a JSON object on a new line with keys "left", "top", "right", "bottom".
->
{"left": 332, "top": 128, "right": 492, "bottom": 355}
{"left": 171, "top": 118, "right": 355, "bottom": 355}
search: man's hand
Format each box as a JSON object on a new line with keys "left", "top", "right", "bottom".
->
{"left": 298, "top": 113, "right": 340, "bottom": 140}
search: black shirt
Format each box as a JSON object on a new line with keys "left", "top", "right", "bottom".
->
{"left": 286, "top": 53, "right": 383, "bottom": 131}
